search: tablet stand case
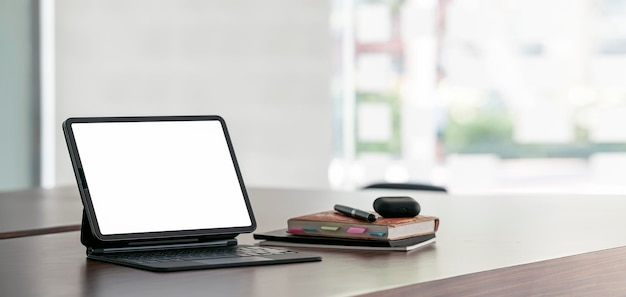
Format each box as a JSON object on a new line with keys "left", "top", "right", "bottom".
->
{"left": 80, "top": 209, "right": 238, "bottom": 255}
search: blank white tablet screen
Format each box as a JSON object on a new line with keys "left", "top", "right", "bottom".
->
{"left": 71, "top": 120, "right": 252, "bottom": 235}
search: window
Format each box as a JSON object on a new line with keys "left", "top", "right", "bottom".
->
{"left": 333, "top": 0, "right": 626, "bottom": 194}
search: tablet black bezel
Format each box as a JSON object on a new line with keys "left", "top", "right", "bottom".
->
{"left": 63, "top": 115, "right": 257, "bottom": 243}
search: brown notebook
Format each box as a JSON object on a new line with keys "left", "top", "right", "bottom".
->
{"left": 287, "top": 210, "right": 439, "bottom": 241}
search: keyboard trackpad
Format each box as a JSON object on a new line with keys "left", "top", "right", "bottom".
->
{"left": 193, "top": 256, "right": 273, "bottom": 265}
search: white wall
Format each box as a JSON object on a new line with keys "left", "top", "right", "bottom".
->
{"left": 55, "top": 0, "right": 333, "bottom": 189}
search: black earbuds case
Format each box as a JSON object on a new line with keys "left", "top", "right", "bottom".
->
{"left": 373, "top": 196, "right": 421, "bottom": 218}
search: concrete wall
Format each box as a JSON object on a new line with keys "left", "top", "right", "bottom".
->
{"left": 55, "top": 0, "right": 333, "bottom": 189}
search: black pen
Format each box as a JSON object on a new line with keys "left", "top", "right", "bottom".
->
{"left": 334, "top": 204, "right": 377, "bottom": 223}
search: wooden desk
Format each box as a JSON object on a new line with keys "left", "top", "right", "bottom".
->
{"left": 2, "top": 187, "right": 626, "bottom": 296}
{"left": 0, "top": 187, "right": 82, "bottom": 239}
{"left": 362, "top": 245, "right": 626, "bottom": 296}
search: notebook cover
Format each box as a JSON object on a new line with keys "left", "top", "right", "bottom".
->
{"left": 253, "top": 228, "right": 435, "bottom": 247}
{"left": 286, "top": 210, "right": 439, "bottom": 240}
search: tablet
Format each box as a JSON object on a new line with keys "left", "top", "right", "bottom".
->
{"left": 63, "top": 115, "right": 256, "bottom": 242}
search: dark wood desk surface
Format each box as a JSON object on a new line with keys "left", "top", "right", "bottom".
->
{"left": 0, "top": 187, "right": 82, "bottom": 239}
{"left": 2, "top": 187, "right": 626, "bottom": 296}
{"left": 362, "top": 245, "right": 626, "bottom": 296}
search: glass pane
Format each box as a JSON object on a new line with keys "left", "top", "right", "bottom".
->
{"left": 0, "top": 0, "right": 38, "bottom": 191}
{"left": 335, "top": 0, "right": 626, "bottom": 194}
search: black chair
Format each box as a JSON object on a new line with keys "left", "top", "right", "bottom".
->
{"left": 362, "top": 182, "right": 447, "bottom": 193}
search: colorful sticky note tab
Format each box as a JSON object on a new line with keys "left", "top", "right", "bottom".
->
{"left": 368, "top": 232, "right": 386, "bottom": 237}
{"left": 302, "top": 228, "right": 318, "bottom": 232}
{"left": 287, "top": 228, "right": 305, "bottom": 233}
{"left": 321, "top": 226, "right": 340, "bottom": 231}
{"left": 346, "top": 227, "right": 367, "bottom": 234}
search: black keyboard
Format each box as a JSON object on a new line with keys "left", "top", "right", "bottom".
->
{"left": 102, "top": 246, "right": 294, "bottom": 264}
